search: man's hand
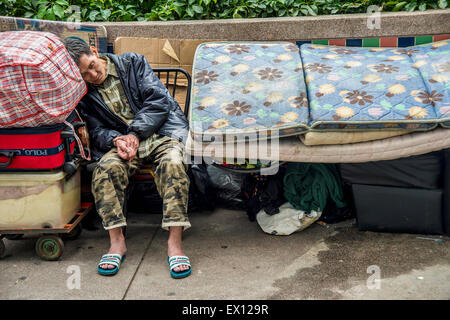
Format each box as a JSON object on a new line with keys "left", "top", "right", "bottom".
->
{"left": 113, "top": 134, "right": 139, "bottom": 161}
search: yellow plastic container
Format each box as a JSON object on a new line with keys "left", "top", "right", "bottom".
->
{"left": 0, "top": 169, "right": 80, "bottom": 229}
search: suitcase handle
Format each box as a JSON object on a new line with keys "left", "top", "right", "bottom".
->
{"left": 63, "top": 120, "right": 91, "bottom": 161}
{"left": 0, "top": 151, "right": 15, "bottom": 168}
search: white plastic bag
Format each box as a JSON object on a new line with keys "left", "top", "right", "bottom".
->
{"left": 256, "top": 202, "right": 321, "bottom": 235}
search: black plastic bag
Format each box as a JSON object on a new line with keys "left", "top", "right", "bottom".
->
{"left": 189, "top": 164, "right": 216, "bottom": 212}
{"left": 242, "top": 165, "right": 287, "bottom": 222}
{"left": 206, "top": 165, "right": 247, "bottom": 210}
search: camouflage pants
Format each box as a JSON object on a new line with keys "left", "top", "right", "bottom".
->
{"left": 92, "top": 134, "right": 191, "bottom": 231}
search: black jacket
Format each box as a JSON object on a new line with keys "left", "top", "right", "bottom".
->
{"left": 77, "top": 52, "right": 189, "bottom": 161}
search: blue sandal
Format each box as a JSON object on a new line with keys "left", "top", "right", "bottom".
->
{"left": 97, "top": 254, "right": 126, "bottom": 276}
{"left": 168, "top": 255, "right": 192, "bottom": 279}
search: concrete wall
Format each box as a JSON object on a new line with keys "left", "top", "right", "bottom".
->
{"left": 98, "top": 9, "right": 450, "bottom": 45}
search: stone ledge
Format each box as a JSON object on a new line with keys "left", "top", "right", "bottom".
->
{"left": 94, "top": 9, "right": 450, "bottom": 43}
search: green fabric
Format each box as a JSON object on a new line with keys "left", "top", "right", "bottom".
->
{"left": 283, "top": 162, "right": 347, "bottom": 213}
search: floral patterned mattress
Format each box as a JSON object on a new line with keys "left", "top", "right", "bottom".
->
{"left": 301, "top": 40, "right": 450, "bottom": 131}
{"left": 189, "top": 42, "right": 309, "bottom": 141}
{"left": 189, "top": 40, "right": 450, "bottom": 141}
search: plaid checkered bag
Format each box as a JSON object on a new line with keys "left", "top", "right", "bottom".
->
{"left": 0, "top": 31, "right": 87, "bottom": 128}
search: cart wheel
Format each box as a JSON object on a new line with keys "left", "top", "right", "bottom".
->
{"left": 5, "top": 234, "right": 23, "bottom": 240}
{"left": 0, "top": 239, "right": 5, "bottom": 259}
{"left": 61, "top": 224, "right": 82, "bottom": 241}
{"left": 35, "top": 236, "right": 64, "bottom": 261}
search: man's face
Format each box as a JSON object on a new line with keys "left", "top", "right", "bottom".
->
{"left": 77, "top": 47, "right": 107, "bottom": 85}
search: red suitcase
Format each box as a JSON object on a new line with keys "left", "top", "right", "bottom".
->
{"left": 0, "top": 112, "right": 89, "bottom": 172}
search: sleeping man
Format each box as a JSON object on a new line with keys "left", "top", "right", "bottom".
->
{"left": 63, "top": 38, "right": 192, "bottom": 279}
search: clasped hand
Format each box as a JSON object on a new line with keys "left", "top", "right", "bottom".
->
{"left": 113, "top": 134, "right": 139, "bottom": 161}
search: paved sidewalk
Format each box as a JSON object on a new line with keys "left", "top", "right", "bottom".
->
{"left": 0, "top": 208, "right": 449, "bottom": 300}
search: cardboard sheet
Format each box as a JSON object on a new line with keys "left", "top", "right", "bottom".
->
{"left": 114, "top": 37, "right": 216, "bottom": 112}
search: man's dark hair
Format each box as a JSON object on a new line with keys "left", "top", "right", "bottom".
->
{"left": 62, "top": 38, "right": 92, "bottom": 65}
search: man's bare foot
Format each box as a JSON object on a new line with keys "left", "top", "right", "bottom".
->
{"left": 168, "top": 226, "right": 189, "bottom": 273}
{"left": 99, "top": 227, "right": 127, "bottom": 270}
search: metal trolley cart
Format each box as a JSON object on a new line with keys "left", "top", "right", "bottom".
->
{"left": 0, "top": 202, "right": 93, "bottom": 261}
